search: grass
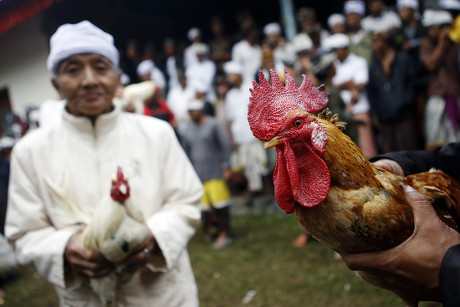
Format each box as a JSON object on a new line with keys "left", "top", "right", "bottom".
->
{"left": 0, "top": 213, "right": 442, "bottom": 307}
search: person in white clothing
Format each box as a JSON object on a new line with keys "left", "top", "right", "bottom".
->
{"left": 185, "top": 43, "right": 217, "bottom": 102}
{"left": 329, "top": 33, "right": 378, "bottom": 159}
{"left": 361, "top": 0, "right": 402, "bottom": 33}
{"left": 263, "top": 22, "right": 296, "bottom": 66}
{"left": 231, "top": 26, "right": 262, "bottom": 85}
{"left": 136, "top": 59, "right": 166, "bottom": 90}
{"left": 223, "top": 61, "right": 267, "bottom": 199}
{"left": 166, "top": 70, "right": 195, "bottom": 138}
{"left": 5, "top": 20, "right": 203, "bottom": 307}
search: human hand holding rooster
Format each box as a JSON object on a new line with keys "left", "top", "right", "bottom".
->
{"left": 65, "top": 228, "right": 113, "bottom": 278}
{"left": 341, "top": 186, "right": 460, "bottom": 302}
{"left": 120, "top": 231, "right": 156, "bottom": 273}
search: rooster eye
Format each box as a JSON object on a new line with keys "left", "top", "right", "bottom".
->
{"left": 293, "top": 119, "right": 303, "bottom": 128}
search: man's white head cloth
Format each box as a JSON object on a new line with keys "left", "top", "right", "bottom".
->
{"left": 47, "top": 20, "right": 119, "bottom": 75}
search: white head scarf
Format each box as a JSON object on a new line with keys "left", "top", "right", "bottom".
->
{"left": 397, "top": 0, "right": 419, "bottom": 10}
{"left": 422, "top": 10, "right": 453, "bottom": 27}
{"left": 47, "top": 20, "right": 119, "bottom": 75}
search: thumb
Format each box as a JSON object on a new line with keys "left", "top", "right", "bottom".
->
{"left": 404, "top": 185, "right": 437, "bottom": 226}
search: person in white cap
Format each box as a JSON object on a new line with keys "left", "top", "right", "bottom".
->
{"left": 223, "top": 61, "right": 267, "bottom": 205}
{"left": 183, "top": 27, "right": 209, "bottom": 69}
{"left": 263, "top": 22, "right": 296, "bottom": 66}
{"left": 361, "top": 0, "right": 402, "bottom": 33}
{"left": 181, "top": 98, "right": 233, "bottom": 250}
{"left": 5, "top": 20, "right": 203, "bottom": 306}
{"left": 439, "top": 0, "right": 460, "bottom": 42}
{"left": 394, "top": 0, "right": 424, "bottom": 53}
{"left": 136, "top": 59, "right": 166, "bottom": 90}
{"left": 166, "top": 69, "right": 195, "bottom": 138}
{"left": 343, "top": 0, "right": 374, "bottom": 63}
{"left": 185, "top": 43, "right": 217, "bottom": 102}
{"left": 327, "top": 13, "right": 347, "bottom": 35}
{"left": 329, "top": 33, "right": 378, "bottom": 159}
{"left": 294, "top": 7, "right": 330, "bottom": 57}
{"left": 419, "top": 10, "right": 460, "bottom": 149}
{"left": 292, "top": 33, "right": 319, "bottom": 86}
{"left": 231, "top": 25, "right": 263, "bottom": 85}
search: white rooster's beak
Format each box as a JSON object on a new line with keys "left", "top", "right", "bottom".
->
{"left": 264, "top": 137, "right": 282, "bottom": 149}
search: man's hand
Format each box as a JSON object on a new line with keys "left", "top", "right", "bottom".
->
{"left": 65, "top": 228, "right": 113, "bottom": 278}
{"left": 373, "top": 159, "right": 404, "bottom": 176}
{"left": 121, "top": 231, "right": 156, "bottom": 273}
{"left": 340, "top": 186, "right": 460, "bottom": 293}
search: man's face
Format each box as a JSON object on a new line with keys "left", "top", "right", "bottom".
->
{"left": 52, "top": 54, "right": 120, "bottom": 119}
{"left": 346, "top": 13, "right": 362, "bottom": 32}
{"left": 335, "top": 47, "right": 349, "bottom": 62}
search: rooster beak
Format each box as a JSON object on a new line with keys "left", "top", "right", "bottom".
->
{"left": 264, "top": 137, "right": 281, "bottom": 149}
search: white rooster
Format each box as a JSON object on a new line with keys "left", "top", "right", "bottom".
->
{"left": 45, "top": 167, "right": 150, "bottom": 306}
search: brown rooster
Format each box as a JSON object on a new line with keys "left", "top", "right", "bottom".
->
{"left": 247, "top": 68, "right": 460, "bottom": 306}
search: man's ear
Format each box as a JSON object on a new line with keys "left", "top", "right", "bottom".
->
{"left": 51, "top": 78, "right": 65, "bottom": 99}
{"left": 51, "top": 78, "right": 60, "bottom": 92}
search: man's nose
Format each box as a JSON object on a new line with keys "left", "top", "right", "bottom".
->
{"left": 81, "top": 66, "right": 98, "bottom": 86}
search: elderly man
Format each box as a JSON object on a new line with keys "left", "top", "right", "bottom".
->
{"left": 5, "top": 21, "right": 203, "bottom": 306}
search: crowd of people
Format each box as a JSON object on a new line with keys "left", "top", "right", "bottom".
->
{"left": 98, "top": 0, "right": 460, "bottom": 250}
{"left": 2, "top": 0, "right": 460, "bottom": 252}
{"left": 1, "top": 0, "right": 460, "bottom": 305}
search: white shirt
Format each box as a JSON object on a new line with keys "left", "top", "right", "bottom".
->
{"left": 185, "top": 59, "right": 216, "bottom": 99}
{"left": 39, "top": 99, "right": 65, "bottom": 128}
{"left": 332, "top": 53, "right": 370, "bottom": 114}
{"left": 166, "top": 85, "right": 196, "bottom": 136}
{"left": 225, "top": 82, "right": 256, "bottom": 145}
{"left": 6, "top": 106, "right": 203, "bottom": 306}
{"left": 231, "top": 40, "right": 262, "bottom": 85}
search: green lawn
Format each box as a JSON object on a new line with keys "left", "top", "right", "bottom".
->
{"left": 0, "top": 214, "right": 442, "bottom": 306}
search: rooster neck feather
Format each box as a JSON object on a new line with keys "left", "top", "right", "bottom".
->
{"left": 317, "top": 117, "right": 382, "bottom": 189}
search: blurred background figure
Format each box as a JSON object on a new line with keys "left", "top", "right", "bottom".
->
{"left": 184, "top": 27, "right": 207, "bottom": 68}
{"left": 231, "top": 25, "right": 262, "bottom": 85}
{"left": 166, "top": 69, "right": 195, "bottom": 138}
{"left": 185, "top": 43, "right": 217, "bottom": 102}
{"left": 361, "top": 0, "right": 402, "bottom": 33}
{"left": 294, "top": 7, "right": 329, "bottom": 58}
{"left": 119, "top": 39, "right": 141, "bottom": 85}
{"left": 224, "top": 61, "right": 267, "bottom": 206}
{"left": 327, "top": 13, "right": 347, "bottom": 35}
{"left": 182, "top": 98, "right": 233, "bottom": 250}
{"left": 329, "top": 33, "right": 378, "bottom": 159}
{"left": 208, "top": 16, "right": 232, "bottom": 73}
{"left": 344, "top": 0, "right": 373, "bottom": 63}
{"left": 136, "top": 58, "right": 166, "bottom": 91}
{"left": 263, "top": 22, "right": 296, "bottom": 67}
{"left": 419, "top": 9, "right": 460, "bottom": 149}
{"left": 157, "top": 38, "right": 184, "bottom": 94}
{"left": 368, "top": 25, "right": 418, "bottom": 153}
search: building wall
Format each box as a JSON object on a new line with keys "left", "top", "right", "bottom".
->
{"left": 0, "top": 14, "right": 58, "bottom": 116}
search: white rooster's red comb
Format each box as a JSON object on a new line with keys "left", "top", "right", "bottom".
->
{"left": 248, "top": 68, "right": 329, "bottom": 141}
{"left": 111, "top": 166, "right": 130, "bottom": 204}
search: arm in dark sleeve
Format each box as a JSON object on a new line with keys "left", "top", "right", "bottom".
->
{"left": 370, "top": 142, "right": 460, "bottom": 180}
{"left": 440, "top": 244, "right": 460, "bottom": 307}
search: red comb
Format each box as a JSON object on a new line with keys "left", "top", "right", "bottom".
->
{"left": 111, "top": 166, "right": 130, "bottom": 204}
{"left": 248, "top": 68, "right": 329, "bottom": 141}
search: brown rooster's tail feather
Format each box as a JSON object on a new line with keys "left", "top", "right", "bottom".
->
{"left": 406, "top": 170, "right": 460, "bottom": 231}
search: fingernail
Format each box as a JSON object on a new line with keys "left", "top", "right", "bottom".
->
{"left": 404, "top": 185, "right": 416, "bottom": 193}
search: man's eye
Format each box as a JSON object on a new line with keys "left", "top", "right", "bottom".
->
{"left": 293, "top": 119, "right": 303, "bottom": 128}
{"left": 66, "top": 67, "right": 79, "bottom": 74}
{"left": 95, "top": 65, "right": 108, "bottom": 72}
